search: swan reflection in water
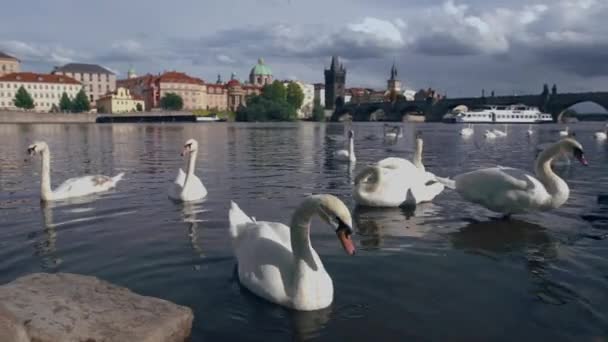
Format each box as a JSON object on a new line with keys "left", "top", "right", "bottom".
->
{"left": 353, "top": 203, "right": 440, "bottom": 249}
{"left": 448, "top": 218, "right": 581, "bottom": 305}
{"left": 182, "top": 201, "right": 205, "bottom": 269}
{"left": 31, "top": 202, "right": 62, "bottom": 269}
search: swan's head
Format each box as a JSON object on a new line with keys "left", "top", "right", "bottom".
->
{"left": 560, "top": 138, "right": 587, "bottom": 166}
{"left": 314, "top": 194, "right": 355, "bottom": 255}
{"left": 27, "top": 141, "right": 48, "bottom": 156}
{"left": 181, "top": 139, "right": 199, "bottom": 156}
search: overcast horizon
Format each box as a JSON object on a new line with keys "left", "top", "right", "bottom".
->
{"left": 1, "top": 0, "right": 607, "bottom": 99}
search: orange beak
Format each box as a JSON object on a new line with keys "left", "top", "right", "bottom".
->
{"left": 336, "top": 226, "right": 356, "bottom": 256}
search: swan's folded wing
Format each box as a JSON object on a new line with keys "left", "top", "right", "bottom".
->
{"left": 377, "top": 157, "right": 415, "bottom": 170}
{"left": 456, "top": 167, "right": 533, "bottom": 194}
{"left": 54, "top": 175, "right": 113, "bottom": 194}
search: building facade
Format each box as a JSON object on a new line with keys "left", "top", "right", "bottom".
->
{"left": 249, "top": 58, "right": 273, "bottom": 86}
{"left": 0, "top": 52, "right": 20, "bottom": 77}
{"left": 118, "top": 71, "right": 263, "bottom": 112}
{"left": 96, "top": 87, "right": 145, "bottom": 113}
{"left": 0, "top": 72, "right": 81, "bottom": 112}
{"left": 324, "top": 56, "right": 346, "bottom": 110}
{"left": 51, "top": 63, "right": 116, "bottom": 104}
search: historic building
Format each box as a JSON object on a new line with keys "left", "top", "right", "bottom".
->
{"left": 313, "top": 83, "right": 325, "bottom": 108}
{"left": 118, "top": 71, "right": 261, "bottom": 112}
{"left": 387, "top": 63, "right": 401, "bottom": 94}
{"left": 226, "top": 73, "right": 261, "bottom": 112}
{"left": 0, "top": 52, "right": 20, "bottom": 77}
{"left": 51, "top": 63, "right": 116, "bottom": 105}
{"left": 117, "top": 71, "right": 206, "bottom": 110}
{"left": 324, "top": 56, "right": 346, "bottom": 110}
{"left": 249, "top": 58, "right": 273, "bottom": 86}
{"left": 0, "top": 72, "right": 81, "bottom": 112}
{"left": 96, "top": 87, "right": 145, "bottom": 113}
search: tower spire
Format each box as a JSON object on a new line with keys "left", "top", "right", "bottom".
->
{"left": 390, "top": 61, "right": 397, "bottom": 80}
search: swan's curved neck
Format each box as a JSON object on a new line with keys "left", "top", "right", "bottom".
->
{"left": 183, "top": 150, "right": 197, "bottom": 188}
{"left": 413, "top": 138, "right": 424, "bottom": 170}
{"left": 40, "top": 149, "right": 52, "bottom": 201}
{"left": 534, "top": 143, "right": 569, "bottom": 208}
{"left": 348, "top": 136, "right": 354, "bottom": 158}
{"left": 289, "top": 198, "right": 321, "bottom": 281}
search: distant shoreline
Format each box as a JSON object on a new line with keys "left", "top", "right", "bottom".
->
{"left": 0, "top": 111, "right": 98, "bottom": 123}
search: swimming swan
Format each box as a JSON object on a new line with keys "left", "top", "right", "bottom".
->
{"left": 229, "top": 195, "right": 355, "bottom": 311}
{"left": 334, "top": 130, "right": 356, "bottom": 162}
{"left": 559, "top": 126, "right": 569, "bottom": 137}
{"left": 168, "top": 139, "right": 208, "bottom": 202}
{"left": 437, "top": 137, "right": 588, "bottom": 218}
{"left": 353, "top": 132, "right": 444, "bottom": 207}
{"left": 27, "top": 141, "right": 124, "bottom": 202}
{"left": 460, "top": 124, "right": 474, "bottom": 137}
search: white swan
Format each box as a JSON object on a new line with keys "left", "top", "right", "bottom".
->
{"left": 460, "top": 124, "right": 474, "bottom": 137}
{"left": 334, "top": 130, "right": 356, "bottom": 162}
{"left": 484, "top": 130, "right": 497, "bottom": 139}
{"left": 492, "top": 124, "right": 508, "bottom": 137}
{"left": 384, "top": 125, "right": 402, "bottom": 139}
{"left": 526, "top": 125, "right": 534, "bottom": 136}
{"left": 594, "top": 124, "right": 607, "bottom": 140}
{"left": 353, "top": 132, "right": 444, "bottom": 207}
{"left": 229, "top": 195, "right": 355, "bottom": 311}
{"left": 168, "top": 139, "right": 208, "bottom": 202}
{"left": 27, "top": 141, "right": 124, "bottom": 202}
{"left": 437, "top": 137, "right": 588, "bottom": 218}
{"left": 559, "top": 126, "right": 569, "bottom": 137}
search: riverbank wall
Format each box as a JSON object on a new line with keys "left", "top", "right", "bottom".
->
{"left": 0, "top": 111, "right": 97, "bottom": 123}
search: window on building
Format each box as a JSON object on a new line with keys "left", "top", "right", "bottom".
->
{"left": 1, "top": 65, "right": 4, "bottom": 71}
{"left": 90, "top": 95, "right": 94, "bottom": 102}
{"left": 106, "top": 74, "right": 109, "bottom": 82}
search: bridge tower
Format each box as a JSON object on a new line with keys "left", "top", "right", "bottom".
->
{"left": 324, "top": 56, "right": 346, "bottom": 110}
{"left": 387, "top": 62, "right": 401, "bottom": 95}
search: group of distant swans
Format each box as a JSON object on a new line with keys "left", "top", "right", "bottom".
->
{"left": 27, "top": 122, "right": 593, "bottom": 311}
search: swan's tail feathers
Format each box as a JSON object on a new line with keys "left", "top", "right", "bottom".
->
{"left": 435, "top": 176, "right": 456, "bottom": 190}
{"left": 229, "top": 201, "right": 253, "bottom": 239}
{"left": 112, "top": 172, "right": 125, "bottom": 184}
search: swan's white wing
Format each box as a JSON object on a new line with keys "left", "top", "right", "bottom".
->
{"left": 377, "top": 157, "right": 416, "bottom": 171}
{"left": 52, "top": 175, "right": 117, "bottom": 199}
{"left": 454, "top": 167, "right": 548, "bottom": 213}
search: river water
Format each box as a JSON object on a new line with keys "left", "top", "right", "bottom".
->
{"left": 0, "top": 122, "right": 607, "bottom": 341}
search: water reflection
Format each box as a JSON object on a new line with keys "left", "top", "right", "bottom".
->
{"left": 353, "top": 204, "right": 440, "bottom": 248}
{"left": 289, "top": 307, "right": 332, "bottom": 341}
{"left": 31, "top": 202, "right": 62, "bottom": 269}
{"left": 182, "top": 201, "right": 205, "bottom": 269}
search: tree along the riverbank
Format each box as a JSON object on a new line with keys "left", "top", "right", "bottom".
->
{"left": 71, "top": 89, "right": 90, "bottom": 113}
{"left": 236, "top": 80, "right": 298, "bottom": 121}
{"left": 160, "top": 93, "right": 183, "bottom": 110}
{"left": 13, "top": 86, "right": 34, "bottom": 109}
{"left": 59, "top": 92, "right": 72, "bottom": 112}
{"left": 312, "top": 98, "right": 325, "bottom": 122}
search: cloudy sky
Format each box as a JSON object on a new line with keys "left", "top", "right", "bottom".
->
{"left": 1, "top": 0, "right": 607, "bottom": 97}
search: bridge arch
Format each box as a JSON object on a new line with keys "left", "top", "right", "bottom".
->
{"left": 555, "top": 100, "right": 608, "bottom": 122}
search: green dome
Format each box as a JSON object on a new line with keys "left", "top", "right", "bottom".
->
{"left": 250, "top": 58, "right": 272, "bottom": 76}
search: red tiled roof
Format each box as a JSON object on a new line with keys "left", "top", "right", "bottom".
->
{"left": 0, "top": 72, "right": 81, "bottom": 85}
{"left": 226, "top": 79, "right": 240, "bottom": 87}
{"left": 157, "top": 71, "right": 205, "bottom": 85}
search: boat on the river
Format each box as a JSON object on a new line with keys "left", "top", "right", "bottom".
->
{"left": 455, "top": 104, "right": 553, "bottom": 124}
{"left": 196, "top": 114, "right": 224, "bottom": 122}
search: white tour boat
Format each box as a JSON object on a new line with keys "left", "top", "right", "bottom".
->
{"left": 455, "top": 104, "right": 553, "bottom": 124}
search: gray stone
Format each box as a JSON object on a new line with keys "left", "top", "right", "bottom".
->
{"left": 0, "top": 273, "right": 193, "bottom": 342}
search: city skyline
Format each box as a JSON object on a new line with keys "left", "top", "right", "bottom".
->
{"left": 0, "top": 0, "right": 606, "bottom": 98}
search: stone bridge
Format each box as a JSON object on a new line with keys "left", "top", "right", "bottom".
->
{"left": 334, "top": 89, "right": 608, "bottom": 122}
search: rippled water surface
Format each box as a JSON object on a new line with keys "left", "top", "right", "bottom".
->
{"left": 1, "top": 122, "right": 607, "bottom": 341}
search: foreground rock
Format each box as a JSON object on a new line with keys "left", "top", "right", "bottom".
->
{"left": 0, "top": 273, "right": 193, "bottom": 342}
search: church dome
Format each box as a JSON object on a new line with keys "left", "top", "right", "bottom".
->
{"left": 250, "top": 58, "right": 272, "bottom": 76}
